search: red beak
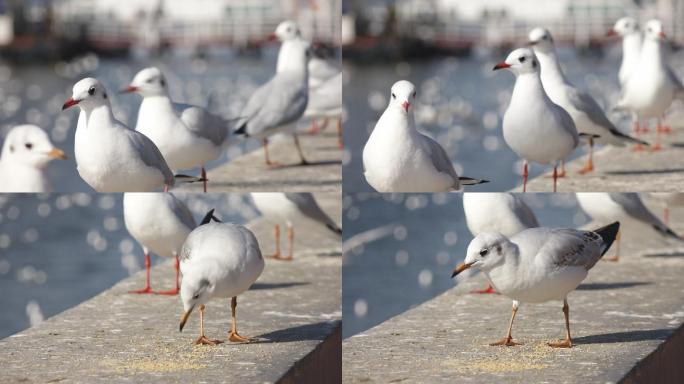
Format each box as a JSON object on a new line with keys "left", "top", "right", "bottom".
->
{"left": 267, "top": 32, "right": 278, "bottom": 42}
{"left": 659, "top": 31, "right": 667, "bottom": 39}
{"left": 493, "top": 62, "right": 511, "bottom": 71}
{"left": 62, "top": 98, "right": 79, "bottom": 110}
{"left": 401, "top": 101, "right": 410, "bottom": 112}
{"left": 120, "top": 85, "right": 138, "bottom": 94}
{"left": 606, "top": 29, "right": 617, "bottom": 37}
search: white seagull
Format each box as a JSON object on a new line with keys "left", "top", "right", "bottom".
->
{"left": 462, "top": 193, "right": 539, "bottom": 294}
{"left": 123, "top": 192, "right": 196, "bottom": 295}
{"left": 121, "top": 67, "right": 229, "bottom": 193}
{"left": 608, "top": 17, "right": 642, "bottom": 88}
{"left": 234, "top": 27, "right": 310, "bottom": 166}
{"left": 452, "top": 222, "right": 620, "bottom": 348}
{"left": 251, "top": 192, "right": 342, "bottom": 261}
{"left": 0, "top": 124, "right": 66, "bottom": 192}
{"left": 62, "top": 78, "right": 174, "bottom": 192}
{"left": 179, "top": 209, "right": 264, "bottom": 345}
{"left": 494, "top": 48, "right": 579, "bottom": 192}
{"left": 618, "top": 19, "right": 684, "bottom": 149}
{"left": 576, "top": 193, "right": 681, "bottom": 261}
{"left": 528, "top": 28, "right": 647, "bottom": 173}
{"left": 363, "top": 80, "right": 488, "bottom": 192}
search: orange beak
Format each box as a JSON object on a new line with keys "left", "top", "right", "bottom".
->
{"left": 61, "top": 98, "right": 78, "bottom": 110}
{"left": 120, "top": 85, "right": 138, "bottom": 94}
{"left": 451, "top": 262, "right": 473, "bottom": 278}
{"left": 47, "top": 148, "right": 66, "bottom": 160}
{"left": 493, "top": 62, "right": 511, "bottom": 71}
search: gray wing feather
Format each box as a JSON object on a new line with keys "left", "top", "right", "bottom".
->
{"left": 240, "top": 73, "right": 308, "bottom": 136}
{"left": 284, "top": 193, "right": 341, "bottom": 234}
{"left": 125, "top": 129, "right": 174, "bottom": 186}
{"left": 608, "top": 193, "right": 663, "bottom": 226}
{"left": 177, "top": 104, "right": 229, "bottom": 146}
{"left": 510, "top": 196, "right": 540, "bottom": 229}
{"left": 567, "top": 88, "right": 617, "bottom": 132}
{"left": 170, "top": 194, "right": 196, "bottom": 229}
{"left": 543, "top": 228, "right": 604, "bottom": 270}
{"left": 420, "top": 134, "right": 458, "bottom": 186}
{"left": 553, "top": 104, "right": 580, "bottom": 147}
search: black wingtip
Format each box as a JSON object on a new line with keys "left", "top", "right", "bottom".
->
{"left": 459, "top": 177, "right": 490, "bottom": 185}
{"left": 234, "top": 125, "right": 247, "bottom": 136}
{"left": 200, "top": 209, "right": 222, "bottom": 226}
{"left": 594, "top": 221, "right": 620, "bottom": 256}
{"left": 326, "top": 223, "right": 343, "bottom": 236}
{"left": 652, "top": 224, "right": 682, "bottom": 241}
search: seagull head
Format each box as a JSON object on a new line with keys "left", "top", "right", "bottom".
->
{"left": 179, "top": 276, "right": 212, "bottom": 332}
{"left": 274, "top": 20, "right": 301, "bottom": 42}
{"left": 1, "top": 124, "right": 66, "bottom": 168}
{"left": 644, "top": 19, "right": 667, "bottom": 41}
{"left": 451, "top": 232, "right": 513, "bottom": 278}
{"left": 63, "top": 78, "right": 110, "bottom": 111}
{"left": 609, "top": 17, "right": 639, "bottom": 37}
{"left": 389, "top": 80, "right": 416, "bottom": 114}
{"left": 121, "top": 67, "right": 168, "bottom": 97}
{"left": 527, "top": 27, "right": 555, "bottom": 53}
{"left": 493, "top": 48, "right": 539, "bottom": 75}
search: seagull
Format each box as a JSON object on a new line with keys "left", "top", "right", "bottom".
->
{"left": 607, "top": 17, "right": 642, "bottom": 88}
{"left": 123, "top": 192, "right": 196, "bottom": 295}
{"left": 576, "top": 193, "right": 681, "bottom": 261}
{"left": 650, "top": 193, "right": 684, "bottom": 226}
{"left": 62, "top": 78, "right": 175, "bottom": 192}
{"left": 462, "top": 193, "right": 539, "bottom": 294}
{"left": 452, "top": 222, "right": 620, "bottom": 348}
{"left": 494, "top": 48, "right": 579, "bottom": 192}
{"left": 251, "top": 192, "right": 342, "bottom": 261}
{"left": 304, "top": 72, "right": 343, "bottom": 148}
{"left": 0, "top": 124, "right": 66, "bottom": 192}
{"left": 363, "top": 80, "right": 488, "bottom": 192}
{"left": 234, "top": 27, "right": 310, "bottom": 166}
{"left": 528, "top": 27, "right": 647, "bottom": 174}
{"left": 121, "top": 67, "right": 230, "bottom": 193}
{"left": 179, "top": 209, "right": 264, "bottom": 345}
{"left": 617, "top": 19, "right": 684, "bottom": 150}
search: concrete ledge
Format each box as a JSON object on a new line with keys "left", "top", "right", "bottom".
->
{"left": 0, "top": 194, "right": 342, "bottom": 384}
{"left": 343, "top": 213, "right": 684, "bottom": 383}
{"left": 176, "top": 130, "right": 342, "bottom": 192}
{"left": 519, "top": 130, "right": 684, "bottom": 192}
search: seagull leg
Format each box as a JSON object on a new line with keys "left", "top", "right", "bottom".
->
{"left": 521, "top": 161, "right": 528, "bottom": 193}
{"left": 578, "top": 138, "right": 594, "bottom": 174}
{"left": 337, "top": 118, "right": 343, "bottom": 149}
{"left": 293, "top": 134, "right": 310, "bottom": 165}
{"left": 548, "top": 299, "right": 573, "bottom": 348}
{"left": 632, "top": 119, "right": 645, "bottom": 151}
{"left": 228, "top": 296, "right": 253, "bottom": 342}
{"left": 201, "top": 166, "right": 207, "bottom": 193}
{"left": 664, "top": 206, "right": 670, "bottom": 226}
{"left": 307, "top": 119, "right": 320, "bottom": 134}
{"left": 267, "top": 224, "right": 283, "bottom": 259}
{"left": 558, "top": 160, "right": 566, "bottom": 177}
{"left": 490, "top": 301, "right": 521, "bottom": 346}
{"left": 470, "top": 283, "right": 498, "bottom": 294}
{"left": 129, "top": 251, "right": 153, "bottom": 294}
{"left": 552, "top": 165, "right": 558, "bottom": 193}
{"left": 155, "top": 254, "right": 180, "bottom": 295}
{"left": 194, "top": 304, "right": 222, "bottom": 345}
{"left": 163, "top": 184, "right": 169, "bottom": 192}
{"left": 652, "top": 118, "right": 663, "bottom": 151}
{"left": 263, "top": 138, "right": 280, "bottom": 167}
{"left": 603, "top": 229, "right": 620, "bottom": 262}
{"left": 271, "top": 224, "right": 294, "bottom": 261}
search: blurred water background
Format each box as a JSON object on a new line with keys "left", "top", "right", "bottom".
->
{"left": 0, "top": 193, "right": 260, "bottom": 339}
{"left": 342, "top": 193, "right": 599, "bottom": 338}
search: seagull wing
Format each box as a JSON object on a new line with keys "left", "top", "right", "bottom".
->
{"left": 419, "top": 133, "right": 459, "bottom": 187}
{"left": 284, "top": 193, "right": 341, "bottom": 235}
{"left": 124, "top": 128, "right": 175, "bottom": 187}
{"left": 510, "top": 195, "right": 540, "bottom": 229}
{"left": 176, "top": 103, "right": 229, "bottom": 147}
{"left": 537, "top": 228, "right": 604, "bottom": 270}
{"left": 169, "top": 193, "right": 196, "bottom": 229}
{"left": 608, "top": 193, "right": 680, "bottom": 239}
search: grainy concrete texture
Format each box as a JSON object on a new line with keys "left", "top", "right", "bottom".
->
{"left": 177, "top": 130, "right": 342, "bottom": 193}
{"left": 518, "top": 129, "right": 684, "bottom": 192}
{"left": 343, "top": 204, "right": 684, "bottom": 383}
{"left": 0, "top": 193, "right": 342, "bottom": 384}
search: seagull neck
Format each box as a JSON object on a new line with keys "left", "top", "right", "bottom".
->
{"left": 85, "top": 104, "right": 115, "bottom": 129}
{"left": 511, "top": 73, "right": 547, "bottom": 105}
{"left": 640, "top": 39, "right": 665, "bottom": 69}
{"left": 536, "top": 50, "right": 569, "bottom": 87}
{"left": 622, "top": 33, "right": 641, "bottom": 60}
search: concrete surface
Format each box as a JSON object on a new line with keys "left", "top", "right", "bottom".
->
{"left": 518, "top": 130, "right": 684, "bottom": 192}
{"left": 177, "top": 130, "right": 342, "bottom": 193}
{"left": 0, "top": 193, "right": 342, "bottom": 384}
{"left": 343, "top": 203, "right": 684, "bottom": 383}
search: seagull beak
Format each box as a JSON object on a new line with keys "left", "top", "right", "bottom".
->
{"left": 47, "top": 148, "right": 66, "bottom": 160}
{"left": 179, "top": 305, "right": 195, "bottom": 332}
{"left": 526, "top": 40, "right": 538, "bottom": 46}
{"left": 451, "top": 262, "right": 473, "bottom": 278}
{"left": 493, "top": 62, "right": 511, "bottom": 71}
{"left": 61, "top": 98, "right": 79, "bottom": 110}
{"left": 659, "top": 31, "right": 667, "bottom": 39}
{"left": 401, "top": 101, "right": 410, "bottom": 112}
{"left": 119, "top": 85, "right": 138, "bottom": 94}
{"left": 606, "top": 29, "right": 617, "bottom": 37}
{"left": 267, "top": 32, "right": 278, "bottom": 42}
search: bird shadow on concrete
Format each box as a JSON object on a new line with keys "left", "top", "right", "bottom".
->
{"left": 604, "top": 168, "right": 684, "bottom": 176}
{"left": 574, "top": 328, "right": 672, "bottom": 345}
{"left": 642, "top": 251, "right": 684, "bottom": 258}
{"left": 250, "top": 282, "right": 309, "bottom": 290}
{"left": 576, "top": 281, "right": 651, "bottom": 290}
{"left": 274, "top": 159, "right": 342, "bottom": 169}
{"left": 317, "top": 250, "right": 342, "bottom": 257}
{"left": 258, "top": 321, "right": 339, "bottom": 343}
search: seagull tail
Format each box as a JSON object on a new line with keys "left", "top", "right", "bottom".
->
{"left": 234, "top": 123, "right": 248, "bottom": 137}
{"left": 174, "top": 174, "right": 208, "bottom": 184}
{"left": 326, "top": 223, "right": 343, "bottom": 236}
{"left": 458, "top": 177, "right": 489, "bottom": 186}
{"left": 594, "top": 221, "right": 620, "bottom": 256}
{"left": 610, "top": 129, "right": 649, "bottom": 146}
{"left": 200, "top": 209, "right": 223, "bottom": 226}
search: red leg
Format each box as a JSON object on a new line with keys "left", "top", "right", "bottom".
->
{"left": 201, "top": 166, "right": 207, "bottom": 193}
{"left": 163, "top": 184, "right": 169, "bottom": 192}
{"left": 552, "top": 165, "right": 558, "bottom": 193}
{"left": 522, "top": 161, "right": 528, "bottom": 193}
{"left": 155, "top": 255, "right": 180, "bottom": 295}
{"left": 632, "top": 119, "right": 645, "bottom": 151}
{"left": 307, "top": 120, "right": 320, "bottom": 134}
{"left": 652, "top": 119, "right": 663, "bottom": 151}
{"left": 129, "top": 252, "right": 153, "bottom": 294}
{"left": 470, "top": 283, "right": 498, "bottom": 294}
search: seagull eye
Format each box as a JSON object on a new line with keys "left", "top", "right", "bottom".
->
{"left": 193, "top": 294, "right": 200, "bottom": 299}
{"left": 479, "top": 249, "right": 489, "bottom": 257}
{"left": 88, "top": 87, "right": 95, "bottom": 96}
{"left": 146, "top": 78, "right": 154, "bottom": 84}
{"left": 25, "top": 143, "right": 33, "bottom": 150}
{"left": 518, "top": 56, "right": 526, "bottom": 63}
{"left": 391, "top": 93, "right": 396, "bottom": 99}
{"left": 160, "top": 79, "right": 166, "bottom": 87}
{"left": 412, "top": 91, "right": 416, "bottom": 98}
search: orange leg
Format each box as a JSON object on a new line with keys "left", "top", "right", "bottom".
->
{"left": 652, "top": 118, "right": 663, "bottom": 151}
{"left": 155, "top": 255, "right": 180, "bottom": 295}
{"left": 548, "top": 299, "right": 573, "bottom": 348}
{"left": 490, "top": 301, "right": 521, "bottom": 346}
{"left": 603, "top": 229, "right": 620, "bottom": 262}
{"left": 129, "top": 251, "right": 153, "bottom": 294}
{"left": 578, "top": 138, "right": 594, "bottom": 174}
{"left": 194, "top": 304, "right": 222, "bottom": 345}
{"left": 632, "top": 119, "right": 645, "bottom": 151}
{"left": 263, "top": 138, "right": 280, "bottom": 167}
{"left": 228, "top": 296, "right": 252, "bottom": 343}
{"left": 266, "top": 224, "right": 282, "bottom": 259}
{"left": 470, "top": 283, "right": 498, "bottom": 294}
